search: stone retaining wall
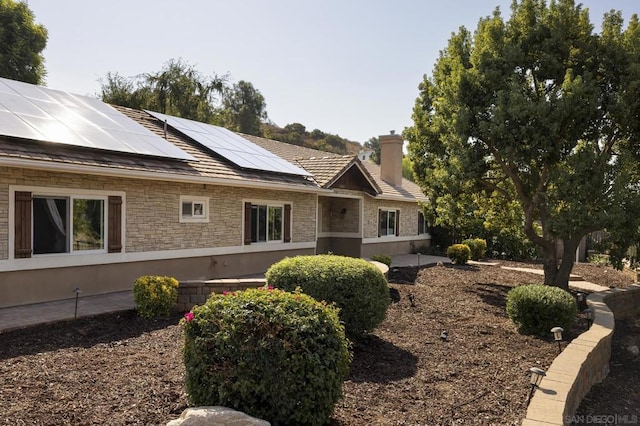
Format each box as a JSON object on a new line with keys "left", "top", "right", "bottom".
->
{"left": 176, "top": 279, "right": 267, "bottom": 312}
{"left": 523, "top": 284, "right": 640, "bottom": 425}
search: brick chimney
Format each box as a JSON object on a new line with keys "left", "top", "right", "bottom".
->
{"left": 379, "top": 131, "right": 403, "bottom": 187}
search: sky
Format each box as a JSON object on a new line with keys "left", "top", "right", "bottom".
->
{"left": 27, "top": 0, "right": 636, "bottom": 145}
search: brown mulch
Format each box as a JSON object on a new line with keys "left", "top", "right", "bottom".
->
{"left": 0, "top": 262, "right": 635, "bottom": 425}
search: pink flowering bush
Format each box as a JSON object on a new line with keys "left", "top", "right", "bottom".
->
{"left": 181, "top": 287, "right": 351, "bottom": 425}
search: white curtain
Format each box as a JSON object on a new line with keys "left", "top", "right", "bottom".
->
{"left": 44, "top": 198, "right": 67, "bottom": 236}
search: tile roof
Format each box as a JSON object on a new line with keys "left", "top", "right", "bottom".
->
{"left": 243, "top": 133, "right": 425, "bottom": 201}
{"left": 362, "top": 161, "right": 428, "bottom": 202}
{"left": 0, "top": 106, "right": 318, "bottom": 190}
{"left": 0, "top": 101, "right": 426, "bottom": 202}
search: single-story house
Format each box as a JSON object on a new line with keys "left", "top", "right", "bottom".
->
{"left": 0, "top": 77, "right": 429, "bottom": 308}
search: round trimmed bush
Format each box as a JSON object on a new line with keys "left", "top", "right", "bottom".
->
{"left": 462, "top": 238, "right": 487, "bottom": 261}
{"left": 506, "top": 284, "right": 577, "bottom": 336}
{"left": 447, "top": 244, "right": 471, "bottom": 264}
{"left": 265, "top": 254, "right": 391, "bottom": 339}
{"left": 181, "top": 288, "right": 351, "bottom": 425}
{"left": 133, "top": 275, "right": 178, "bottom": 319}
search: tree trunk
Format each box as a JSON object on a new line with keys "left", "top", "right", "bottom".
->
{"left": 542, "top": 244, "right": 559, "bottom": 287}
{"left": 541, "top": 238, "right": 580, "bottom": 291}
{"left": 554, "top": 238, "right": 580, "bottom": 290}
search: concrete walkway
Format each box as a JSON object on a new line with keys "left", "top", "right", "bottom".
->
{"left": 0, "top": 255, "right": 607, "bottom": 333}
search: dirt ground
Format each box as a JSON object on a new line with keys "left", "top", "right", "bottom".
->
{"left": 0, "top": 262, "right": 635, "bottom": 425}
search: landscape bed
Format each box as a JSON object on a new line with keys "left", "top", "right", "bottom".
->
{"left": 0, "top": 262, "right": 635, "bottom": 425}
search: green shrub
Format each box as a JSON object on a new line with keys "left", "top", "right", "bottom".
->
{"left": 265, "top": 254, "right": 391, "bottom": 339}
{"left": 506, "top": 284, "right": 577, "bottom": 336}
{"left": 181, "top": 287, "right": 351, "bottom": 425}
{"left": 371, "top": 254, "right": 392, "bottom": 267}
{"left": 133, "top": 275, "right": 178, "bottom": 319}
{"left": 462, "top": 238, "right": 487, "bottom": 260}
{"left": 447, "top": 244, "right": 471, "bottom": 264}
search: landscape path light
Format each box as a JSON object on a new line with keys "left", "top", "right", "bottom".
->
{"left": 73, "top": 287, "right": 82, "bottom": 320}
{"left": 583, "top": 308, "right": 594, "bottom": 328}
{"left": 576, "top": 292, "right": 586, "bottom": 310}
{"left": 551, "top": 326, "right": 564, "bottom": 354}
{"left": 527, "top": 367, "right": 546, "bottom": 406}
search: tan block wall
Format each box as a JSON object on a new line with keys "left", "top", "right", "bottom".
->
{"left": 523, "top": 284, "right": 640, "bottom": 425}
{"left": 0, "top": 167, "right": 317, "bottom": 260}
{"left": 362, "top": 197, "right": 421, "bottom": 238}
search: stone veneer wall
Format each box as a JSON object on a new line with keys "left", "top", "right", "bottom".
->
{"left": 177, "top": 279, "right": 267, "bottom": 311}
{"left": 523, "top": 284, "right": 640, "bottom": 425}
{"left": 0, "top": 167, "right": 317, "bottom": 260}
{"left": 362, "top": 198, "right": 421, "bottom": 239}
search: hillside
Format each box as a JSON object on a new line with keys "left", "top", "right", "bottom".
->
{"left": 262, "top": 122, "right": 361, "bottom": 155}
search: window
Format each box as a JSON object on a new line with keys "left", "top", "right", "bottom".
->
{"left": 14, "top": 191, "right": 121, "bottom": 258}
{"left": 33, "top": 196, "right": 106, "bottom": 254}
{"left": 379, "top": 209, "right": 400, "bottom": 237}
{"left": 251, "top": 205, "right": 282, "bottom": 242}
{"left": 418, "top": 211, "right": 428, "bottom": 235}
{"left": 244, "top": 202, "right": 291, "bottom": 245}
{"left": 180, "top": 196, "right": 209, "bottom": 223}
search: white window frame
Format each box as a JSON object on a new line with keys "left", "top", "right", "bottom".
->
{"left": 31, "top": 194, "right": 109, "bottom": 256}
{"left": 250, "top": 203, "right": 284, "bottom": 243}
{"left": 379, "top": 208, "right": 398, "bottom": 237}
{"left": 179, "top": 196, "right": 209, "bottom": 223}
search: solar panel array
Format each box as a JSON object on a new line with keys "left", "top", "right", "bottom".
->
{"left": 0, "top": 77, "right": 195, "bottom": 161}
{"left": 145, "top": 110, "right": 311, "bottom": 177}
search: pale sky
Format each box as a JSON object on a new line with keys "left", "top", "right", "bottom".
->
{"left": 27, "top": 0, "right": 635, "bottom": 144}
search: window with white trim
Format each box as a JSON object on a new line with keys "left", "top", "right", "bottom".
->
{"left": 32, "top": 196, "right": 106, "bottom": 254}
{"left": 418, "top": 211, "right": 428, "bottom": 235}
{"left": 243, "top": 202, "right": 291, "bottom": 245}
{"left": 251, "top": 204, "right": 282, "bottom": 242}
{"left": 180, "top": 196, "right": 209, "bottom": 223}
{"left": 379, "top": 208, "right": 400, "bottom": 237}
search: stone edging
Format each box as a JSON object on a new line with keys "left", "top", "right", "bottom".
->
{"left": 523, "top": 284, "right": 640, "bottom": 425}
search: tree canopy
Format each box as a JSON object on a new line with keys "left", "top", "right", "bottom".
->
{"left": 101, "top": 59, "right": 226, "bottom": 125}
{"left": 220, "top": 80, "right": 268, "bottom": 135}
{"left": 364, "top": 137, "right": 381, "bottom": 164}
{"left": 0, "top": 0, "right": 47, "bottom": 84}
{"left": 405, "top": 0, "right": 640, "bottom": 289}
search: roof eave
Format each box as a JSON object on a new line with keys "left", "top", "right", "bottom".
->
{"left": 1, "top": 157, "right": 331, "bottom": 194}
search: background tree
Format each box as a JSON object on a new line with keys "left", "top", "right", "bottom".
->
{"left": 364, "top": 137, "right": 380, "bottom": 164}
{"left": 101, "top": 59, "right": 226, "bottom": 123}
{"left": 220, "top": 80, "right": 268, "bottom": 136}
{"left": 406, "top": 0, "right": 640, "bottom": 289}
{"left": 0, "top": 0, "right": 47, "bottom": 84}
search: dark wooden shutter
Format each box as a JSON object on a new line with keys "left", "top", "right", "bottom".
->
{"left": 283, "top": 204, "right": 291, "bottom": 243}
{"left": 244, "top": 202, "right": 252, "bottom": 245}
{"left": 108, "top": 196, "right": 122, "bottom": 253}
{"left": 378, "top": 209, "right": 382, "bottom": 237}
{"left": 395, "top": 210, "right": 400, "bottom": 236}
{"left": 14, "top": 191, "right": 32, "bottom": 258}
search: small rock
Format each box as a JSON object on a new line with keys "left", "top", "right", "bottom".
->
{"left": 627, "top": 345, "right": 639, "bottom": 357}
{"left": 166, "top": 406, "right": 270, "bottom": 426}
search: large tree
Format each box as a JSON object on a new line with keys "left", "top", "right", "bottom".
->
{"left": 101, "top": 59, "right": 227, "bottom": 123}
{"left": 0, "top": 0, "right": 47, "bottom": 84}
{"left": 220, "top": 80, "right": 268, "bottom": 136}
{"left": 405, "top": 0, "right": 640, "bottom": 289}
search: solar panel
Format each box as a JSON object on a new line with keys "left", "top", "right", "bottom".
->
{"left": 144, "top": 110, "right": 311, "bottom": 176}
{"left": 0, "top": 77, "right": 195, "bottom": 161}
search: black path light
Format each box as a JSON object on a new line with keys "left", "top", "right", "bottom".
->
{"left": 583, "top": 308, "right": 594, "bottom": 328}
{"left": 551, "top": 327, "right": 564, "bottom": 354}
{"left": 527, "top": 367, "right": 546, "bottom": 406}
{"left": 576, "top": 292, "right": 586, "bottom": 310}
{"left": 73, "top": 287, "right": 82, "bottom": 320}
